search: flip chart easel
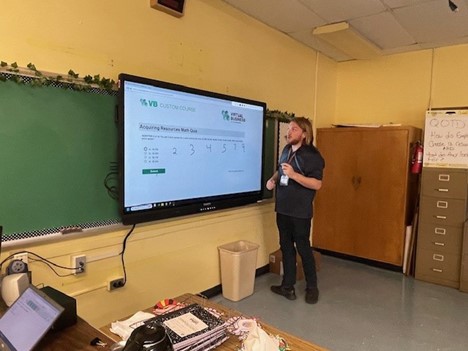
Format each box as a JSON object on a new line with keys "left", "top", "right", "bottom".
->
{"left": 423, "top": 109, "right": 468, "bottom": 169}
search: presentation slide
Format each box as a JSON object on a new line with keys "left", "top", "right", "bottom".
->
{"left": 123, "top": 81, "right": 264, "bottom": 210}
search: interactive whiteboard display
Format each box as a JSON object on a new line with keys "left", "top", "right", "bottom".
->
{"left": 119, "top": 74, "right": 266, "bottom": 224}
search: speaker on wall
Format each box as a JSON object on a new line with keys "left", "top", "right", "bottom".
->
{"left": 150, "top": 0, "right": 186, "bottom": 17}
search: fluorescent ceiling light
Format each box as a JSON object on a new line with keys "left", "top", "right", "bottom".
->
{"left": 312, "top": 22, "right": 382, "bottom": 60}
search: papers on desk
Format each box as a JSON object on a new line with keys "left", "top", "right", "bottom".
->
{"left": 109, "top": 301, "right": 292, "bottom": 351}
{"left": 109, "top": 303, "right": 227, "bottom": 351}
{"left": 241, "top": 321, "right": 279, "bottom": 351}
{"left": 148, "top": 303, "right": 228, "bottom": 351}
{"left": 110, "top": 311, "right": 155, "bottom": 340}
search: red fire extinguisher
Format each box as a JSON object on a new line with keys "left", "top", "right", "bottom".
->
{"left": 411, "top": 141, "right": 423, "bottom": 174}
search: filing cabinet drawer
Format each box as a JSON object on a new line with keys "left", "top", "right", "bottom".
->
{"left": 421, "top": 169, "right": 468, "bottom": 199}
{"left": 419, "top": 196, "right": 467, "bottom": 226}
{"left": 415, "top": 248, "right": 460, "bottom": 287}
{"left": 417, "top": 168, "right": 467, "bottom": 290}
{"left": 417, "top": 222, "right": 462, "bottom": 254}
{"left": 462, "top": 223, "right": 468, "bottom": 292}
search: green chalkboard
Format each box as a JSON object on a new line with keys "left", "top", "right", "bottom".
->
{"left": 0, "top": 80, "right": 119, "bottom": 238}
{"left": 262, "top": 117, "right": 277, "bottom": 199}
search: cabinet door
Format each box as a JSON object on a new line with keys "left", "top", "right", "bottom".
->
{"left": 313, "top": 128, "right": 410, "bottom": 266}
{"left": 313, "top": 130, "right": 361, "bottom": 255}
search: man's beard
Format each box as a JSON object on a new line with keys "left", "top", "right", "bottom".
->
{"left": 287, "top": 135, "right": 302, "bottom": 146}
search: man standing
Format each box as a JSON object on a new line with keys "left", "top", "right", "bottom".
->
{"left": 266, "top": 117, "right": 324, "bottom": 304}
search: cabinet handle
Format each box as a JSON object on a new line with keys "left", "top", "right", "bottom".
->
{"left": 432, "top": 268, "right": 443, "bottom": 273}
{"left": 436, "top": 201, "right": 448, "bottom": 208}
{"left": 351, "top": 176, "right": 361, "bottom": 190}
{"left": 437, "top": 188, "right": 449, "bottom": 192}
{"left": 434, "top": 228, "right": 446, "bottom": 235}
{"left": 433, "top": 254, "right": 444, "bottom": 261}
{"left": 438, "top": 174, "right": 450, "bottom": 181}
{"left": 434, "top": 242, "right": 445, "bottom": 246}
{"left": 435, "top": 215, "right": 447, "bottom": 219}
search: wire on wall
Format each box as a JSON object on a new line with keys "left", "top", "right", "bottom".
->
{"left": 118, "top": 224, "right": 137, "bottom": 286}
{"left": 104, "top": 161, "right": 119, "bottom": 200}
{"left": 0, "top": 251, "right": 82, "bottom": 278}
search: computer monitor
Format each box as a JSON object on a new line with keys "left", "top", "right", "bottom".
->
{"left": 0, "top": 285, "right": 64, "bottom": 351}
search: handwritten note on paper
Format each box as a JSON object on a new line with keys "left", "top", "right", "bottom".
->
{"left": 424, "top": 110, "right": 468, "bottom": 168}
{"left": 163, "top": 312, "right": 208, "bottom": 337}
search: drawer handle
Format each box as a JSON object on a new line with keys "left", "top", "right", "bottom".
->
{"left": 432, "top": 268, "right": 443, "bottom": 273}
{"left": 434, "top": 242, "right": 445, "bottom": 246}
{"left": 438, "top": 174, "right": 450, "bottom": 181}
{"left": 434, "top": 228, "right": 446, "bottom": 235}
{"left": 437, "top": 188, "right": 449, "bottom": 192}
{"left": 436, "top": 201, "right": 449, "bottom": 208}
{"left": 435, "top": 215, "right": 447, "bottom": 219}
{"left": 433, "top": 254, "right": 444, "bottom": 261}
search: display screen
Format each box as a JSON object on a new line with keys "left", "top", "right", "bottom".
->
{"left": 118, "top": 74, "right": 266, "bottom": 224}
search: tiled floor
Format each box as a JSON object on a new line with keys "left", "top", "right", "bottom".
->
{"left": 210, "top": 255, "right": 468, "bottom": 351}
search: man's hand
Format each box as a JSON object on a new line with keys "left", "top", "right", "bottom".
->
{"left": 266, "top": 178, "right": 276, "bottom": 190}
{"left": 280, "top": 163, "right": 296, "bottom": 178}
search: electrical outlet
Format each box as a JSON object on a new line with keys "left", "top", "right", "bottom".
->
{"left": 13, "top": 252, "right": 28, "bottom": 265}
{"left": 107, "top": 277, "right": 125, "bottom": 291}
{"left": 71, "top": 255, "right": 86, "bottom": 275}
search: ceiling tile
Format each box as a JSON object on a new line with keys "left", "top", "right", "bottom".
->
{"left": 222, "top": 0, "right": 468, "bottom": 61}
{"left": 394, "top": 0, "right": 468, "bottom": 43}
{"left": 298, "top": 0, "right": 386, "bottom": 22}
{"left": 289, "top": 29, "right": 354, "bottom": 61}
{"left": 351, "top": 11, "right": 416, "bottom": 50}
{"left": 383, "top": 43, "right": 424, "bottom": 55}
{"left": 418, "top": 35, "right": 468, "bottom": 50}
{"left": 381, "top": 0, "right": 435, "bottom": 10}
{"left": 223, "top": 0, "right": 325, "bottom": 33}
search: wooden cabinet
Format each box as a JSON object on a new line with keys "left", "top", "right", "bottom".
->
{"left": 415, "top": 168, "right": 468, "bottom": 288}
{"left": 312, "top": 126, "right": 421, "bottom": 267}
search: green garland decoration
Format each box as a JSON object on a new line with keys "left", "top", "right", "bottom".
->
{"left": 0, "top": 61, "right": 116, "bottom": 93}
{"left": 266, "top": 109, "right": 296, "bottom": 122}
{"left": 0, "top": 62, "right": 305, "bottom": 121}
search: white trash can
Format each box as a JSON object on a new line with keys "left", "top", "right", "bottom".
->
{"left": 218, "top": 240, "right": 259, "bottom": 301}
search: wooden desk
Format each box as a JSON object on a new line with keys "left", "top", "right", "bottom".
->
{"left": 101, "top": 293, "right": 328, "bottom": 351}
{"left": 0, "top": 300, "right": 115, "bottom": 351}
{"left": 37, "top": 317, "right": 115, "bottom": 350}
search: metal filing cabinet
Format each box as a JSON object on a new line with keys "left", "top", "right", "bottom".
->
{"left": 415, "top": 168, "right": 468, "bottom": 288}
{"left": 460, "top": 222, "right": 468, "bottom": 292}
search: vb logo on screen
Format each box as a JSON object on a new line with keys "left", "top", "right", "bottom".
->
{"left": 140, "top": 98, "right": 158, "bottom": 107}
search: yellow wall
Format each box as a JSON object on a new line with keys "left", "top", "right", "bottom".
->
{"left": 335, "top": 44, "right": 468, "bottom": 129}
{"left": 0, "top": 0, "right": 337, "bottom": 328}
{"left": 9, "top": 0, "right": 468, "bottom": 331}
{"left": 431, "top": 45, "right": 468, "bottom": 108}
